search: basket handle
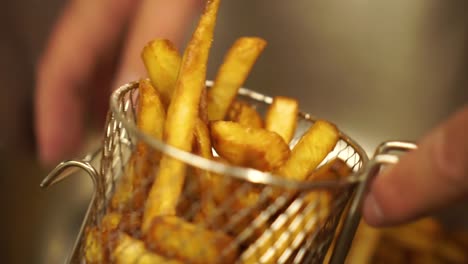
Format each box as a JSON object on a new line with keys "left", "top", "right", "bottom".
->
{"left": 329, "top": 140, "right": 417, "bottom": 264}
{"left": 40, "top": 149, "right": 101, "bottom": 264}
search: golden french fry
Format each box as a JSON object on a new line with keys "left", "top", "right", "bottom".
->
{"left": 137, "top": 79, "right": 166, "bottom": 141}
{"left": 265, "top": 96, "right": 298, "bottom": 143}
{"left": 146, "top": 216, "right": 238, "bottom": 264}
{"left": 177, "top": 118, "right": 213, "bottom": 219}
{"left": 112, "top": 232, "right": 183, "bottom": 264}
{"left": 207, "top": 37, "right": 267, "bottom": 121}
{"left": 143, "top": 0, "right": 221, "bottom": 233}
{"left": 307, "top": 158, "right": 352, "bottom": 181}
{"left": 193, "top": 157, "right": 228, "bottom": 225}
{"left": 84, "top": 227, "right": 106, "bottom": 264}
{"left": 381, "top": 222, "right": 467, "bottom": 263}
{"left": 199, "top": 87, "right": 209, "bottom": 124}
{"left": 276, "top": 119, "right": 340, "bottom": 181}
{"left": 84, "top": 212, "right": 122, "bottom": 264}
{"left": 343, "top": 221, "right": 382, "bottom": 264}
{"left": 111, "top": 79, "right": 165, "bottom": 213}
{"left": 210, "top": 121, "right": 290, "bottom": 171}
{"left": 227, "top": 100, "right": 264, "bottom": 128}
{"left": 239, "top": 159, "right": 352, "bottom": 264}
{"left": 141, "top": 39, "right": 182, "bottom": 106}
{"left": 193, "top": 118, "right": 213, "bottom": 159}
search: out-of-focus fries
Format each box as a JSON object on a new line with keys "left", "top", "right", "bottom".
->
{"left": 276, "top": 119, "right": 340, "bottom": 180}
{"left": 265, "top": 96, "right": 298, "bottom": 143}
{"left": 84, "top": 227, "right": 105, "bottom": 264}
{"left": 146, "top": 216, "right": 238, "bottom": 264}
{"left": 142, "top": 0, "right": 221, "bottom": 233}
{"left": 112, "top": 233, "right": 183, "bottom": 264}
{"left": 227, "top": 100, "right": 264, "bottom": 128}
{"left": 210, "top": 121, "right": 290, "bottom": 171}
{"left": 141, "top": 39, "right": 182, "bottom": 107}
{"left": 347, "top": 218, "right": 468, "bottom": 264}
{"left": 207, "top": 37, "right": 267, "bottom": 121}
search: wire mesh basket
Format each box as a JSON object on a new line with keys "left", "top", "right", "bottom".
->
{"left": 41, "top": 80, "right": 417, "bottom": 264}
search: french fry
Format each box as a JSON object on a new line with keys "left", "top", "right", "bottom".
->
{"left": 84, "top": 212, "right": 122, "bottom": 263}
{"left": 343, "top": 221, "right": 382, "bottom": 264}
{"left": 141, "top": 39, "right": 182, "bottom": 107}
{"left": 145, "top": 216, "right": 238, "bottom": 264}
{"left": 276, "top": 119, "right": 340, "bottom": 181}
{"left": 210, "top": 121, "right": 290, "bottom": 171}
{"left": 84, "top": 227, "right": 106, "bottom": 264}
{"left": 239, "top": 159, "right": 352, "bottom": 264}
{"left": 207, "top": 37, "right": 267, "bottom": 121}
{"left": 265, "top": 96, "right": 298, "bottom": 143}
{"left": 227, "top": 100, "right": 264, "bottom": 128}
{"left": 110, "top": 79, "right": 165, "bottom": 213}
{"left": 112, "top": 232, "right": 183, "bottom": 264}
{"left": 177, "top": 118, "right": 213, "bottom": 219}
{"left": 193, "top": 157, "right": 226, "bottom": 225}
{"left": 143, "top": 0, "right": 221, "bottom": 233}
{"left": 199, "top": 87, "right": 209, "bottom": 124}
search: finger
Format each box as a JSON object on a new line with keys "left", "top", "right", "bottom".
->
{"left": 113, "top": 0, "right": 203, "bottom": 87}
{"left": 35, "top": 0, "right": 138, "bottom": 166}
{"left": 363, "top": 105, "right": 468, "bottom": 226}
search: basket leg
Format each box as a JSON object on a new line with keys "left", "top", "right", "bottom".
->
{"left": 40, "top": 150, "right": 101, "bottom": 264}
{"left": 329, "top": 141, "right": 417, "bottom": 264}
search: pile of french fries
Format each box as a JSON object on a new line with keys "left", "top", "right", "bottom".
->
{"left": 83, "top": 0, "right": 353, "bottom": 263}
{"left": 346, "top": 218, "right": 468, "bottom": 264}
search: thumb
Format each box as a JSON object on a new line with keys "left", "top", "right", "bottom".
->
{"left": 363, "top": 105, "right": 468, "bottom": 227}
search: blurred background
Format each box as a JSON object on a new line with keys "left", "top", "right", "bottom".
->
{"left": 1, "top": 0, "right": 467, "bottom": 263}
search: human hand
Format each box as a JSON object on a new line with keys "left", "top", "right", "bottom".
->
{"left": 35, "top": 0, "right": 201, "bottom": 166}
{"left": 363, "top": 105, "right": 468, "bottom": 226}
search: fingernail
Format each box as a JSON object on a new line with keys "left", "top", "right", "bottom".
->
{"left": 363, "top": 193, "right": 385, "bottom": 226}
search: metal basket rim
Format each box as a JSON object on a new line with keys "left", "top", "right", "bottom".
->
{"left": 109, "top": 80, "right": 370, "bottom": 191}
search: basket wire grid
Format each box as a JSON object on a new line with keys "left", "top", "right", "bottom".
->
{"left": 41, "top": 80, "right": 417, "bottom": 264}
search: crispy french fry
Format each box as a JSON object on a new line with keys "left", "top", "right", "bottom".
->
{"left": 142, "top": 39, "right": 182, "bottom": 107}
{"left": 146, "top": 216, "right": 238, "bottom": 264}
{"left": 177, "top": 118, "right": 213, "bottom": 219}
{"left": 306, "top": 158, "right": 352, "bottom": 181}
{"left": 84, "top": 227, "right": 106, "bottom": 264}
{"left": 239, "top": 159, "right": 352, "bottom": 264}
{"left": 143, "top": 0, "right": 221, "bottom": 233}
{"left": 111, "top": 79, "right": 165, "bottom": 213}
{"left": 84, "top": 212, "right": 122, "bottom": 263}
{"left": 199, "top": 87, "right": 209, "bottom": 124}
{"left": 112, "top": 233, "right": 183, "bottom": 264}
{"left": 193, "top": 118, "right": 213, "bottom": 159}
{"left": 276, "top": 119, "right": 340, "bottom": 181}
{"left": 207, "top": 37, "right": 267, "bottom": 121}
{"left": 381, "top": 223, "right": 467, "bottom": 263}
{"left": 265, "top": 96, "right": 298, "bottom": 143}
{"left": 210, "top": 121, "right": 290, "bottom": 171}
{"left": 227, "top": 100, "right": 264, "bottom": 128}
{"left": 344, "top": 221, "right": 382, "bottom": 264}
{"left": 193, "top": 157, "right": 228, "bottom": 225}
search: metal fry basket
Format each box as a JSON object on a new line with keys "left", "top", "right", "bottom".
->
{"left": 41, "top": 80, "right": 417, "bottom": 264}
